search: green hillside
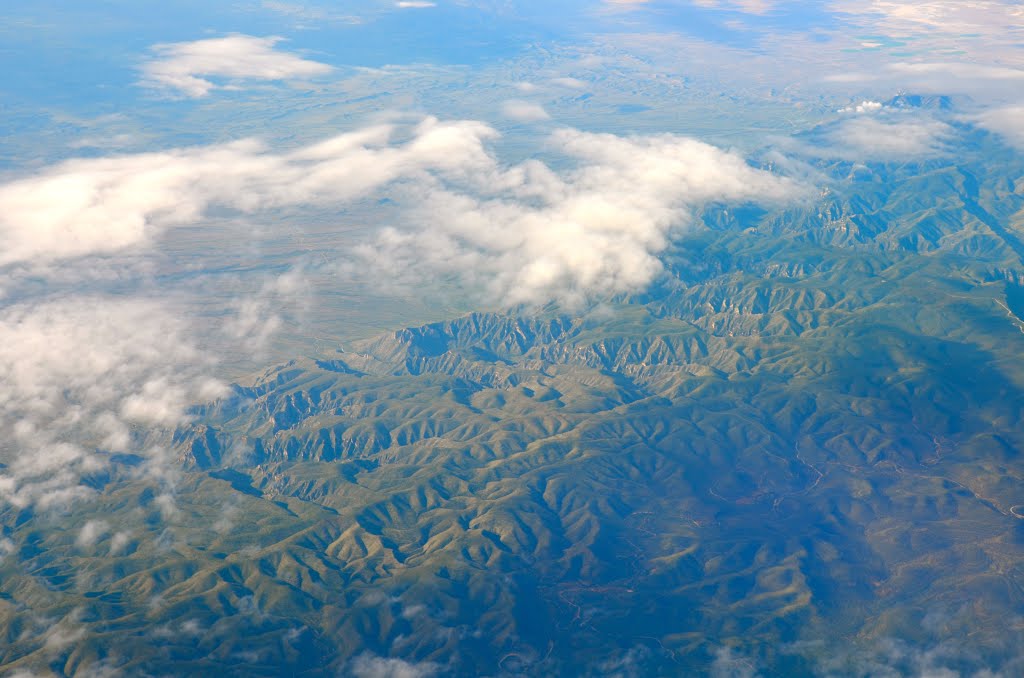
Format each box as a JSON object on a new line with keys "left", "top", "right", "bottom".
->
{"left": 2, "top": 132, "right": 1024, "bottom": 676}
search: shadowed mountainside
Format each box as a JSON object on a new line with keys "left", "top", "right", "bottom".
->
{"left": 2, "top": 132, "right": 1024, "bottom": 676}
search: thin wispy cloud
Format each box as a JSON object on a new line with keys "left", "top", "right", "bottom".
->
{"left": 833, "top": 0, "right": 1024, "bottom": 34}
{"left": 795, "top": 634, "right": 1024, "bottom": 677}
{"left": 692, "top": 0, "right": 777, "bottom": 14}
{"left": 828, "top": 1, "right": 1024, "bottom": 75}
{"left": 605, "top": 0, "right": 777, "bottom": 14}
{"left": 887, "top": 62, "right": 1024, "bottom": 81}
{"left": 139, "top": 34, "right": 333, "bottom": 98}
{"left": 709, "top": 647, "right": 760, "bottom": 678}
{"left": 780, "top": 109, "right": 955, "bottom": 162}
{"left": 827, "top": 115, "right": 954, "bottom": 159}
{"left": 971, "top": 104, "right": 1024, "bottom": 149}
{"left": 501, "top": 100, "right": 551, "bottom": 122}
{"left": 550, "top": 76, "right": 586, "bottom": 89}
{"left": 602, "top": 0, "right": 655, "bottom": 11}
{"left": 349, "top": 653, "right": 442, "bottom": 678}
{"left": 260, "top": 1, "right": 362, "bottom": 25}
{"left": 827, "top": 61, "right": 1024, "bottom": 98}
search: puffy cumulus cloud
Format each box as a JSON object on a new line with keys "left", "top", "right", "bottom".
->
{"left": 0, "top": 297, "right": 226, "bottom": 510}
{"left": 971, "top": 105, "right": 1024, "bottom": 149}
{"left": 76, "top": 519, "right": 110, "bottom": 547}
{"left": 0, "top": 118, "right": 497, "bottom": 268}
{"left": 348, "top": 653, "right": 442, "bottom": 678}
{"left": 357, "top": 127, "right": 801, "bottom": 307}
{"left": 139, "top": 34, "right": 333, "bottom": 98}
{"left": 501, "top": 99, "right": 551, "bottom": 122}
{"left": 838, "top": 100, "right": 883, "bottom": 114}
{"left": 0, "top": 119, "right": 796, "bottom": 309}
{"left": 109, "top": 531, "right": 132, "bottom": 555}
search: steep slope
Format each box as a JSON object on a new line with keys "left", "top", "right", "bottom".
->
{"left": 1, "top": 139, "right": 1024, "bottom": 676}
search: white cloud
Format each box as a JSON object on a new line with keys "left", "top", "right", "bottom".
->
{"left": 607, "top": 0, "right": 776, "bottom": 13}
{"left": 349, "top": 654, "right": 442, "bottom": 678}
{"left": 826, "top": 62, "right": 1024, "bottom": 97}
{"left": 826, "top": 115, "right": 954, "bottom": 159}
{"left": 801, "top": 635, "right": 1016, "bottom": 678}
{"left": 596, "top": 646, "right": 653, "bottom": 676}
{"left": 43, "top": 609, "right": 87, "bottom": 650}
{"left": 782, "top": 111, "right": 954, "bottom": 162}
{"left": 0, "top": 297, "right": 224, "bottom": 510}
{"left": 886, "top": 62, "right": 1024, "bottom": 81}
{"left": 260, "top": 1, "right": 362, "bottom": 25}
{"left": 501, "top": 100, "right": 551, "bottom": 122}
{"left": 710, "top": 647, "right": 760, "bottom": 678}
{"left": 109, "top": 531, "right": 132, "bottom": 555}
{"left": 838, "top": 100, "right": 884, "bottom": 114}
{"left": 0, "top": 119, "right": 497, "bottom": 268}
{"left": 221, "top": 270, "right": 311, "bottom": 358}
{"left": 212, "top": 502, "right": 241, "bottom": 534}
{"left": 140, "top": 34, "right": 333, "bottom": 98}
{"left": 356, "top": 127, "right": 800, "bottom": 307}
{"left": 550, "top": 76, "right": 587, "bottom": 89}
{"left": 602, "top": 0, "right": 654, "bottom": 9}
{"left": 971, "top": 105, "right": 1024, "bottom": 149}
{"left": 832, "top": 1, "right": 1024, "bottom": 35}
{"left": 69, "top": 133, "right": 147, "bottom": 151}
{"left": 0, "top": 118, "right": 798, "bottom": 314}
{"left": 396, "top": 1, "right": 436, "bottom": 7}
{"left": 76, "top": 519, "right": 110, "bottom": 547}
{"left": 692, "top": 0, "right": 776, "bottom": 14}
